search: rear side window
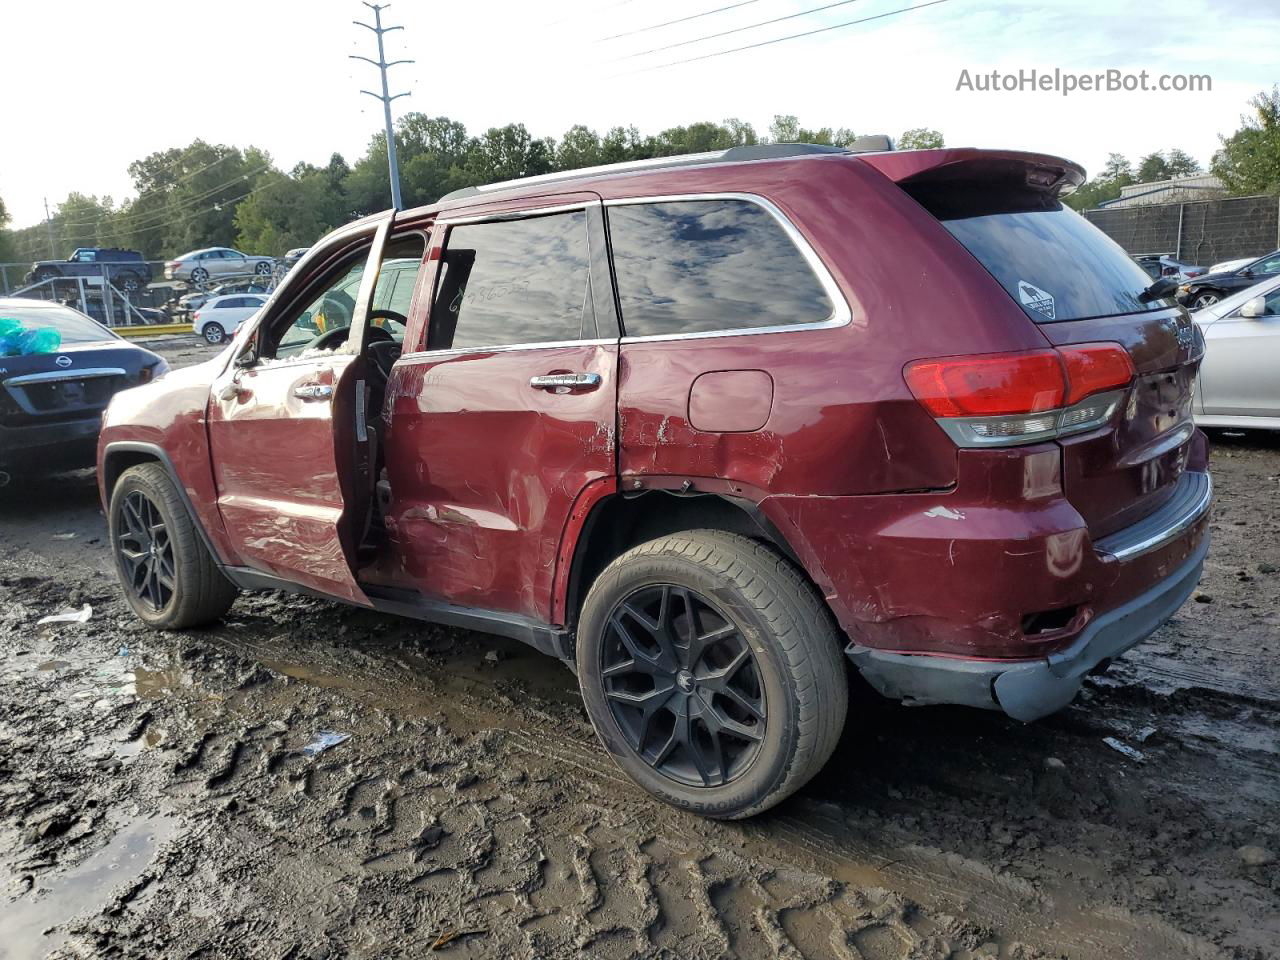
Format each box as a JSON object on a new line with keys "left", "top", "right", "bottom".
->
{"left": 607, "top": 199, "right": 834, "bottom": 338}
{"left": 907, "top": 186, "right": 1168, "bottom": 322}
{"left": 429, "top": 211, "right": 593, "bottom": 351}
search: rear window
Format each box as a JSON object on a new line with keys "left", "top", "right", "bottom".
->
{"left": 0, "top": 304, "right": 115, "bottom": 344}
{"left": 907, "top": 186, "right": 1170, "bottom": 322}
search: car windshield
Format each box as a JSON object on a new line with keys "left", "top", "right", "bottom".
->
{"left": 0, "top": 303, "right": 117, "bottom": 343}
{"left": 906, "top": 184, "right": 1171, "bottom": 322}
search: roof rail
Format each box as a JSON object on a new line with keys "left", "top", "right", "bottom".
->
{"left": 438, "top": 139, "right": 894, "bottom": 203}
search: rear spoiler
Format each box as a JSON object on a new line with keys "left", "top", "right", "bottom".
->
{"left": 859, "top": 148, "right": 1086, "bottom": 196}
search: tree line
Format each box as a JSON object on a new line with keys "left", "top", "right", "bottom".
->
{"left": 1064, "top": 86, "right": 1280, "bottom": 211}
{"left": 2, "top": 86, "right": 1276, "bottom": 265}
{"left": 0, "top": 117, "right": 939, "bottom": 265}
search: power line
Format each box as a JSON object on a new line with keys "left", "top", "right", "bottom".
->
{"left": 619, "top": 0, "right": 868, "bottom": 61}
{"left": 51, "top": 153, "right": 242, "bottom": 228}
{"left": 596, "top": 1, "right": 763, "bottom": 42}
{"left": 628, "top": 0, "right": 953, "bottom": 73}
{"left": 56, "top": 164, "right": 272, "bottom": 229}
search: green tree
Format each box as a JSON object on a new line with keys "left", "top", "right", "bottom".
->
{"left": 1136, "top": 151, "right": 1169, "bottom": 182}
{"left": 898, "top": 128, "right": 944, "bottom": 149}
{"left": 234, "top": 166, "right": 347, "bottom": 255}
{"left": 1165, "top": 148, "right": 1201, "bottom": 178}
{"left": 1212, "top": 86, "right": 1280, "bottom": 196}
{"left": 1066, "top": 152, "right": 1136, "bottom": 210}
{"left": 556, "top": 125, "right": 603, "bottom": 171}
{"left": 0, "top": 194, "right": 15, "bottom": 274}
{"left": 463, "top": 124, "right": 554, "bottom": 184}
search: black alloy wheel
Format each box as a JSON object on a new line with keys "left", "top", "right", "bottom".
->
{"left": 600, "top": 584, "right": 766, "bottom": 788}
{"left": 115, "top": 489, "right": 176, "bottom": 613}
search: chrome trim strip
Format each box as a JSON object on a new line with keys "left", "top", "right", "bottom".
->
{"left": 605, "top": 193, "right": 852, "bottom": 343}
{"left": 3, "top": 367, "right": 127, "bottom": 386}
{"left": 1095, "top": 471, "right": 1213, "bottom": 562}
{"left": 438, "top": 200, "right": 600, "bottom": 226}
{"left": 399, "top": 337, "right": 615, "bottom": 362}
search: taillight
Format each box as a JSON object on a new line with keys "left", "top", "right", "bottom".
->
{"left": 904, "top": 343, "right": 1134, "bottom": 447}
{"left": 904, "top": 350, "right": 1064, "bottom": 418}
{"left": 1058, "top": 343, "right": 1135, "bottom": 404}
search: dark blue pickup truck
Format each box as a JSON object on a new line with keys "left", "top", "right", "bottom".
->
{"left": 27, "top": 248, "right": 154, "bottom": 294}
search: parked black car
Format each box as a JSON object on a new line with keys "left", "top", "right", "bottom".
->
{"left": 27, "top": 248, "right": 154, "bottom": 295}
{"left": 1176, "top": 249, "right": 1280, "bottom": 309}
{"left": 0, "top": 298, "right": 168, "bottom": 476}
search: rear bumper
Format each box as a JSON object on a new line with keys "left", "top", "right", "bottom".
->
{"left": 0, "top": 416, "right": 102, "bottom": 470}
{"left": 846, "top": 515, "right": 1208, "bottom": 722}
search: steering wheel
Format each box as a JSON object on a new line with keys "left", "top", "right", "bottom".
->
{"left": 309, "top": 311, "right": 404, "bottom": 353}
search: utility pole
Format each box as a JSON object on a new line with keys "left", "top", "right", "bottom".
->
{"left": 43, "top": 197, "right": 56, "bottom": 257}
{"left": 351, "top": 3, "right": 413, "bottom": 210}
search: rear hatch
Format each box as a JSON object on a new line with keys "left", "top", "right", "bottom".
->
{"left": 0, "top": 342, "right": 141, "bottom": 427}
{"left": 874, "top": 150, "right": 1203, "bottom": 539}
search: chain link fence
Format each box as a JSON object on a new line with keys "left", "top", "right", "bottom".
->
{"left": 1085, "top": 194, "right": 1280, "bottom": 266}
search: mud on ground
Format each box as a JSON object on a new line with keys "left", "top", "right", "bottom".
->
{"left": 0, "top": 335, "right": 1277, "bottom": 960}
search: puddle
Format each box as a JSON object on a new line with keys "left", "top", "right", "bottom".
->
{"left": 0, "top": 814, "right": 177, "bottom": 959}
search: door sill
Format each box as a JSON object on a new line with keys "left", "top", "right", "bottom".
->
{"left": 221, "top": 565, "right": 571, "bottom": 662}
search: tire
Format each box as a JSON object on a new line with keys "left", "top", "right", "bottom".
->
{"left": 34, "top": 268, "right": 59, "bottom": 283}
{"left": 577, "top": 530, "right": 848, "bottom": 819}
{"left": 1191, "top": 290, "right": 1221, "bottom": 309}
{"left": 190, "top": 266, "right": 209, "bottom": 284}
{"left": 254, "top": 260, "right": 271, "bottom": 276}
{"left": 116, "top": 272, "right": 141, "bottom": 295}
{"left": 109, "top": 463, "right": 238, "bottom": 630}
{"left": 202, "top": 322, "right": 226, "bottom": 345}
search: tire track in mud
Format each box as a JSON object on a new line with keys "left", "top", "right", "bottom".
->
{"left": 187, "top": 613, "right": 1243, "bottom": 960}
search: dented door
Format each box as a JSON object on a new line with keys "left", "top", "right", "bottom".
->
{"left": 382, "top": 198, "right": 619, "bottom": 621}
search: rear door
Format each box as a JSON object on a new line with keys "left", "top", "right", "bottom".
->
{"left": 382, "top": 196, "right": 619, "bottom": 621}
{"left": 1199, "top": 285, "right": 1280, "bottom": 418}
{"left": 206, "top": 218, "right": 391, "bottom": 603}
{"left": 902, "top": 169, "right": 1204, "bottom": 538}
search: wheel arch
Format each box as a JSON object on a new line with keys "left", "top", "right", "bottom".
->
{"left": 559, "top": 488, "right": 820, "bottom": 636}
{"left": 100, "top": 441, "right": 223, "bottom": 564}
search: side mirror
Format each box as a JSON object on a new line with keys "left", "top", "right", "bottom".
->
{"left": 1139, "top": 276, "right": 1179, "bottom": 303}
{"left": 1241, "top": 269, "right": 1254, "bottom": 278}
{"left": 1240, "top": 296, "right": 1266, "bottom": 319}
{"left": 234, "top": 344, "right": 258, "bottom": 368}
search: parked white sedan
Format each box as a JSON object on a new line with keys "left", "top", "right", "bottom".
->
{"left": 165, "top": 247, "right": 275, "bottom": 285}
{"left": 194, "top": 293, "right": 267, "bottom": 345}
{"left": 1193, "top": 274, "right": 1280, "bottom": 430}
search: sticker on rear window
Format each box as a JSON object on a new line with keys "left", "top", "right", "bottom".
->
{"left": 1018, "top": 281, "right": 1056, "bottom": 320}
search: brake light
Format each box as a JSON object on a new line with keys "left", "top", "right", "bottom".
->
{"left": 904, "top": 343, "right": 1134, "bottom": 447}
{"left": 904, "top": 350, "right": 1064, "bottom": 418}
{"left": 1058, "top": 343, "right": 1135, "bottom": 405}
{"left": 192, "top": 311, "right": 201, "bottom": 323}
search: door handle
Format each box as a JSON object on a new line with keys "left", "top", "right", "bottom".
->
{"left": 293, "top": 383, "right": 334, "bottom": 401}
{"left": 529, "top": 372, "right": 602, "bottom": 392}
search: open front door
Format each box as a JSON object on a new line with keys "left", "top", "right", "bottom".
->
{"left": 207, "top": 217, "right": 392, "bottom": 604}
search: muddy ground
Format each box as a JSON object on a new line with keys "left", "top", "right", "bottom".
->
{"left": 1, "top": 334, "right": 1277, "bottom": 960}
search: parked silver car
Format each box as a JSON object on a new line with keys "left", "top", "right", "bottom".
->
{"left": 177, "top": 278, "right": 272, "bottom": 315}
{"left": 1193, "top": 273, "right": 1280, "bottom": 430}
{"left": 164, "top": 247, "right": 274, "bottom": 285}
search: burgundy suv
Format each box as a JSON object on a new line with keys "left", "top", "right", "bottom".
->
{"left": 98, "top": 144, "right": 1211, "bottom": 818}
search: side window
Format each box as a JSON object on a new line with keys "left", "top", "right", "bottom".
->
{"left": 428, "top": 211, "right": 593, "bottom": 351}
{"left": 77, "top": 250, "right": 96, "bottom": 262}
{"left": 219, "top": 297, "right": 241, "bottom": 309}
{"left": 370, "top": 234, "right": 426, "bottom": 343}
{"left": 1264, "top": 290, "right": 1280, "bottom": 315}
{"left": 274, "top": 259, "right": 367, "bottom": 358}
{"left": 1255, "top": 255, "right": 1280, "bottom": 276}
{"left": 607, "top": 199, "right": 834, "bottom": 338}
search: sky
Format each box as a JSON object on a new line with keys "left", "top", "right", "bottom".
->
{"left": 1, "top": 0, "right": 1276, "bottom": 231}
